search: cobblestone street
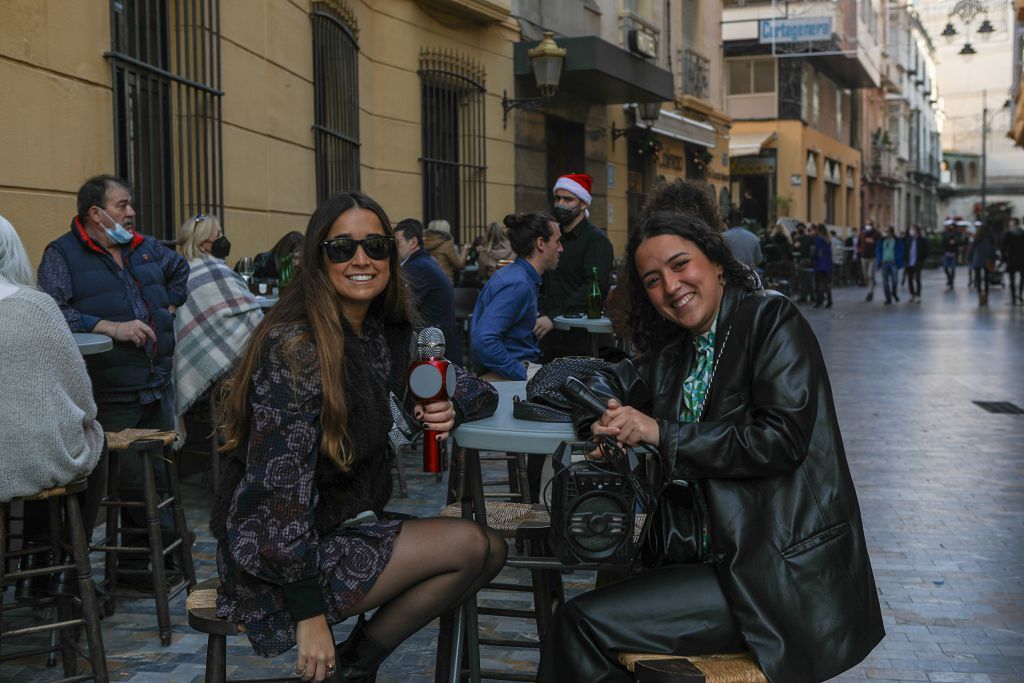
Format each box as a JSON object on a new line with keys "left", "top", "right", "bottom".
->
{"left": 4, "top": 270, "right": 1023, "bottom": 682}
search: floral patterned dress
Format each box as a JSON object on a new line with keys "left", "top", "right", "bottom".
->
{"left": 214, "top": 319, "right": 405, "bottom": 657}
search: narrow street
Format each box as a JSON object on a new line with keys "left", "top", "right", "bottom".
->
{"left": 6, "top": 270, "right": 1023, "bottom": 682}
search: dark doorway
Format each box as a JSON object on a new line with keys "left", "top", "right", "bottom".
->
{"left": 627, "top": 140, "right": 655, "bottom": 233}
{"left": 741, "top": 176, "right": 769, "bottom": 229}
{"left": 546, "top": 117, "right": 585, "bottom": 193}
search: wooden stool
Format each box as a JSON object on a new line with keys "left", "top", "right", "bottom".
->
{"left": 188, "top": 576, "right": 309, "bottom": 683}
{"left": 438, "top": 501, "right": 563, "bottom": 682}
{"left": 618, "top": 652, "right": 767, "bottom": 683}
{"left": 92, "top": 428, "right": 197, "bottom": 645}
{"left": 0, "top": 480, "right": 109, "bottom": 682}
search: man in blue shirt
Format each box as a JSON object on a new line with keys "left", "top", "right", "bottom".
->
{"left": 394, "top": 218, "right": 461, "bottom": 364}
{"left": 471, "top": 212, "right": 562, "bottom": 380}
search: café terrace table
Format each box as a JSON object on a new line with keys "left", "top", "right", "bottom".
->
{"left": 444, "top": 381, "right": 577, "bottom": 683}
{"left": 72, "top": 332, "right": 113, "bottom": 356}
{"left": 253, "top": 295, "right": 278, "bottom": 309}
{"left": 552, "top": 314, "right": 615, "bottom": 356}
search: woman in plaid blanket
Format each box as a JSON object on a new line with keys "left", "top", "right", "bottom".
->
{"left": 173, "top": 215, "right": 264, "bottom": 433}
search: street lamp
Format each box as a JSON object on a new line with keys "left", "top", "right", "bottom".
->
{"left": 502, "top": 32, "right": 566, "bottom": 129}
{"left": 638, "top": 101, "right": 662, "bottom": 127}
{"left": 944, "top": 0, "right": 994, "bottom": 57}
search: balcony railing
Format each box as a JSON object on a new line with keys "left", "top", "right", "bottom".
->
{"left": 679, "top": 49, "right": 710, "bottom": 101}
{"left": 868, "top": 146, "right": 898, "bottom": 181}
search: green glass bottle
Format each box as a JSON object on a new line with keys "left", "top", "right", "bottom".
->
{"left": 586, "top": 266, "right": 602, "bottom": 319}
{"left": 279, "top": 252, "right": 294, "bottom": 289}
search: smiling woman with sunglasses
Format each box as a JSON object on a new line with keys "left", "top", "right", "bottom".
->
{"left": 211, "top": 191, "right": 502, "bottom": 682}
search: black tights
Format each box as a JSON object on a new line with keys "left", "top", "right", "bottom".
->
{"left": 343, "top": 518, "right": 506, "bottom": 648}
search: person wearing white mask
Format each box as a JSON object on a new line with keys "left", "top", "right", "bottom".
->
{"left": 37, "top": 174, "right": 190, "bottom": 587}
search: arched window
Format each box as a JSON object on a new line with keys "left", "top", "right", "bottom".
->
{"left": 954, "top": 161, "right": 965, "bottom": 185}
{"left": 312, "top": 2, "right": 360, "bottom": 200}
{"left": 968, "top": 162, "right": 978, "bottom": 184}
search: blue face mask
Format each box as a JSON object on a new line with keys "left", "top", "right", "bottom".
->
{"left": 97, "top": 207, "right": 134, "bottom": 245}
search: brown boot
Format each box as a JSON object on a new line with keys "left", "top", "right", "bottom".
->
{"left": 980, "top": 292, "right": 988, "bottom": 307}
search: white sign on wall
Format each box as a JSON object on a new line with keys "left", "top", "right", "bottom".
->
{"left": 759, "top": 17, "right": 832, "bottom": 44}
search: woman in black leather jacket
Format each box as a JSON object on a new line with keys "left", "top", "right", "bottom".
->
{"left": 538, "top": 212, "right": 884, "bottom": 683}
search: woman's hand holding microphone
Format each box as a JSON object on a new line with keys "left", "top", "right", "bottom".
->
{"left": 590, "top": 399, "right": 660, "bottom": 448}
{"left": 414, "top": 400, "right": 455, "bottom": 442}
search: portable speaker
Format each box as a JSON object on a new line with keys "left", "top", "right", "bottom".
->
{"left": 549, "top": 441, "right": 637, "bottom": 567}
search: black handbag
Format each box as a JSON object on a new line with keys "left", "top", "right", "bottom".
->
{"left": 511, "top": 356, "right": 612, "bottom": 423}
{"left": 640, "top": 481, "right": 713, "bottom": 567}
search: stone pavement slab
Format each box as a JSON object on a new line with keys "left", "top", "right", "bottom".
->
{"left": 3, "top": 270, "right": 1022, "bottom": 682}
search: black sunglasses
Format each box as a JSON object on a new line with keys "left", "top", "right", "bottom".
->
{"left": 320, "top": 235, "right": 394, "bottom": 263}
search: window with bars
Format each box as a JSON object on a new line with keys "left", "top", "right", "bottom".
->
{"left": 680, "top": 49, "right": 710, "bottom": 101}
{"left": 311, "top": 2, "right": 360, "bottom": 202}
{"left": 418, "top": 49, "right": 487, "bottom": 246}
{"left": 107, "top": 0, "right": 223, "bottom": 241}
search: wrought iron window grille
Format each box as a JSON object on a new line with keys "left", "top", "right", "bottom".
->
{"left": 418, "top": 48, "right": 488, "bottom": 247}
{"left": 312, "top": 2, "right": 361, "bottom": 201}
{"left": 106, "top": 0, "right": 223, "bottom": 241}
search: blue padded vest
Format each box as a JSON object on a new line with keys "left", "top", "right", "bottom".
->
{"left": 50, "top": 223, "right": 176, "bottom": 394}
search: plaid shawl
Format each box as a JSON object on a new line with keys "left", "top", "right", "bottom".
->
{"left": 173, "top": 257, "right": 263, "bottom": 422}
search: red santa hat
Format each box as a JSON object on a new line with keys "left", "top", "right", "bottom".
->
{"left": 552, "top": 173, "right": 593, "bottom": 206}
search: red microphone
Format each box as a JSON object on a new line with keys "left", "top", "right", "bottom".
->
{"left": 407, "top": 328, "right": 457, "bottom": 472}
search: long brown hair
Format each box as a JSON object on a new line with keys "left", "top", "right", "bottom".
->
{"left": 219, "top": 191, "right": 413, "bottom": 470}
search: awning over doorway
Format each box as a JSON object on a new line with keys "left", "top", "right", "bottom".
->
{"left": 650, "top": 109, "right": 717, "bottom": 148}
{"left": 729, "top": 131, "right": 777, "bottom": 158}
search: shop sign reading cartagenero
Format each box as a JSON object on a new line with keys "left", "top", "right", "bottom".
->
{"left": 759, "top": 17, "right": 832, "bottom": 44}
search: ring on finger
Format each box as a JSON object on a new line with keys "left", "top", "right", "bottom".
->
{"left": 326, "top": 665, "right": 337, "bottom": 675}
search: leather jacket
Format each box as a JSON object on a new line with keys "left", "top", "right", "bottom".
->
{"left": 575, "top": 286, "right": 884, "bottom": 682}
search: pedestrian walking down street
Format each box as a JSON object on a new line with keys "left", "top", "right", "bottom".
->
{"left": 941, "top": 222, "right": 960, "bottom": 288}
{"left": 811, "top": 224, "right": 833, "bottom": 308}
{"left": 793, "top": 223, "right": 814, "bottom": 303}
{"left": 860, "top": 220, "right": 880, "bottom": 301}
{"left": 877, "top": 225, "right": 904, "bottom": 305}
{"left": 904, "top": 225, "right": 929, "bottom": 303}
{"left": 1002, "top": 217, "right": 1024, "bottom": 304}
{"left": 971, "top": 225, "right": 997, "bottom": 307}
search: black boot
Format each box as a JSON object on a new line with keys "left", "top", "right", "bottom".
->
{"left": 329, "top": 616, "right": 391, "bottom": 682}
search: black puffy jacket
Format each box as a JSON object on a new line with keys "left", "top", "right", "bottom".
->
{"left": 575, "top": 286, "right": 884, "bottom": 682}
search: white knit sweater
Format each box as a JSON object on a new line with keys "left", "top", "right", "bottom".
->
{"left": 0, "top": 282, "right": 104, "bottom": 502}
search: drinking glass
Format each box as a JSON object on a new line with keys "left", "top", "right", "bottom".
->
{"left": 238, "top": 256, "right": 254, "bottom": 288}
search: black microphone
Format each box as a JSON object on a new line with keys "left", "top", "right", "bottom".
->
{"left": 561, "top": 376, "right": 611, "bottom": 418}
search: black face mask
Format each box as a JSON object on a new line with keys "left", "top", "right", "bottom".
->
{"left": 551, "top": 205, "right": 579, "bottom": 226}
{"left": 210, "top": 235, "right": 231, "bottom": 260}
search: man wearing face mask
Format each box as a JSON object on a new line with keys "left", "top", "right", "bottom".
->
{"left": 536, "top": 173, "right": 614, "bottom": 360}
{"left": 38, "top": 175, "right": 189, "bottom": 578}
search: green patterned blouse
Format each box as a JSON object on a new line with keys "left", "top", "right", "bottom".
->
{"left": 680, "top": 316, "right": 718, "bottom": 423}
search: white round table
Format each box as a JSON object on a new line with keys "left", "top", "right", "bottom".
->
{"left": 452, "top": 381, "right": 575, "bottom": 454}
{"left": 72, "top": 332, "right": 113, "bottom": 355}
{"left": 552, "top": 315, "right": 614, "bottom": 334}
{"left": 254, "top": 295, "right": 279, "bottom": 309}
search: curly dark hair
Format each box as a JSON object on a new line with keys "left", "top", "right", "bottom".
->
{"left": 638, "top": 179, "right": 723, "bottom": 230}
{"left": 621, "top": 211, "right": 761, "bottom": 352}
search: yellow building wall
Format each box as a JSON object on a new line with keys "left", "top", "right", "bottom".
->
{"left": 1, "top": 0, "right": 517, "bottom": 268}
{"left": 0, "top": 0, "right": 113, "bottom": 265}
{"left": 730, "top": 119, "right": 860, "bottom": 226}
{"left": 354, "top": 0, "right": 517, "bottom": 232}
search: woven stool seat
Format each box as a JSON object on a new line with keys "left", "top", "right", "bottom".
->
{"left": 186, "top": 577, "right": 244, "bottom": 637}
{"left": 20, "top": 478, "right": 87, "bottom": 501}
{"left": 619, "top": 651, "right": 767, "bottom": 683}
{"left": 440, "top": 501, "right": 549, "bottom": 538}
{"left": 105, "top": 428, "right": 177, "bottom": 450}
